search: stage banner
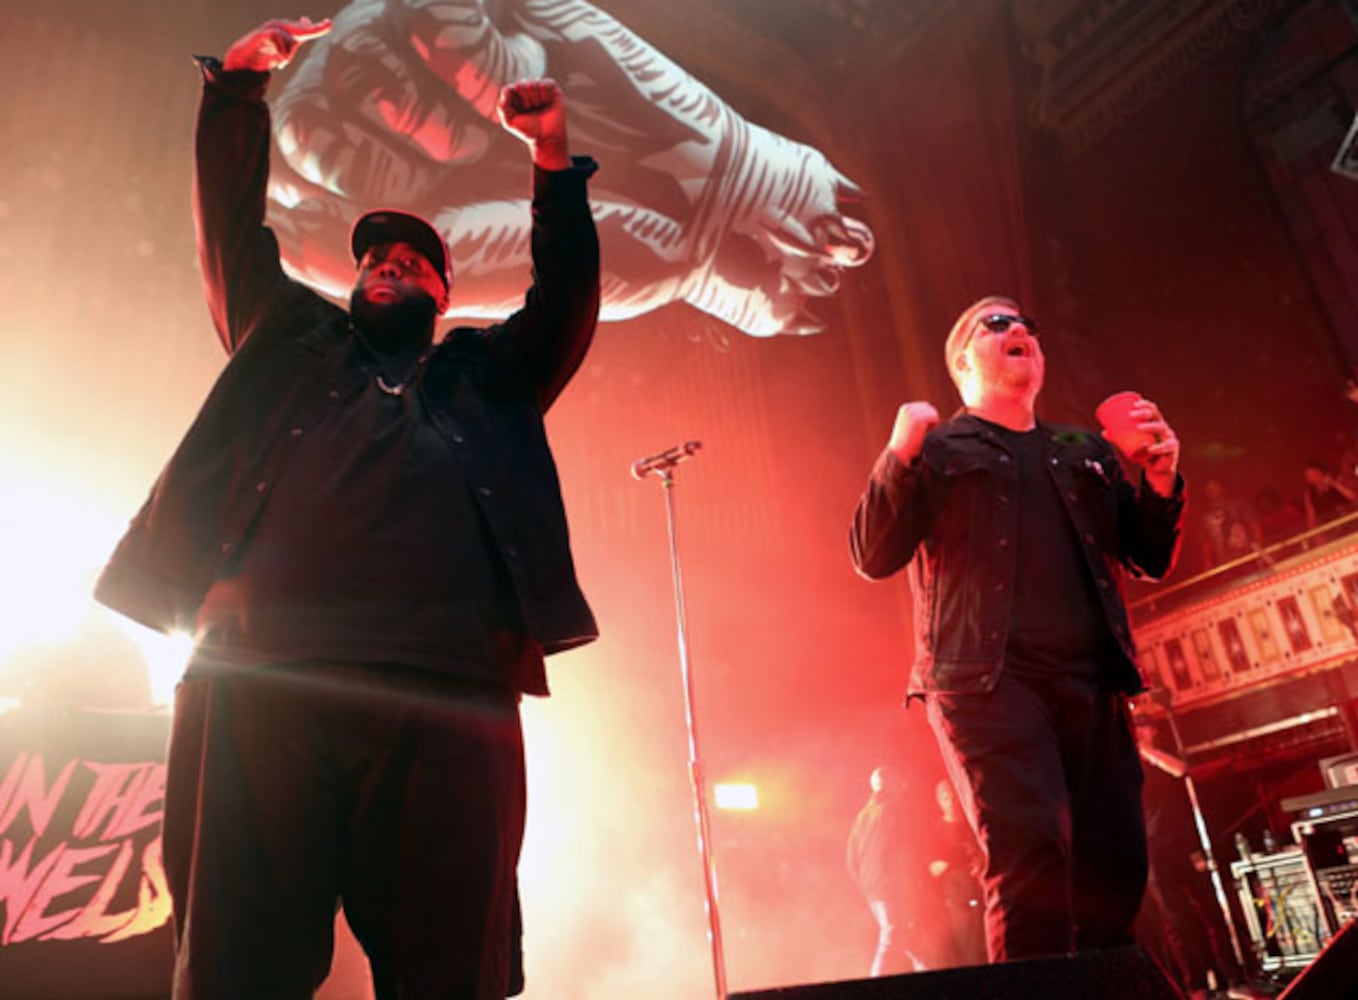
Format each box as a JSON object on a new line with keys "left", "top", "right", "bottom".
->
{"left": 0, "top": 708, "right": 172, "bottom": 1000}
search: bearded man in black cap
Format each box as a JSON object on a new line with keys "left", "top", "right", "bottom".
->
{"left": 96, "top": 15, "right": 599, "bottom": 1000}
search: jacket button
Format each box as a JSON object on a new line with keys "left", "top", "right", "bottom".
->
{"left": 998, "top": 495, "right": 1009, "bottom": 505}
{"left": 1098, "top": 578, "right": 1110, "bottom": 590}
{"left": 998, "top": 455, "right": 1010, "bottom": 464}
{"left": 1083, "top": 532, "right": 1094, "bottom": 544}
{"left": 1067, "top": 491, "right": 1077, "bottom": 502}
{"left": 290, "top": 427, "right": 304, "bottom": 437}
{"left": 220, "top": 542, "right": 231, "bottom": 555}
{"left": 256, "top": 481, "right": 268, "bottom": 493}
{"left": 1050, "top": 457, "right": 1059, "bottom": 466}
{"left": 998, "top": 537, "right": 1008, "bottom": 547}
{"left": 328, "top": 389, "right": 340, "bottom": 399}
{"left": 478, "top": 486, "right": 493, "bottom": 498}
{"left": 452, "top": 433, "right": 465, "bottom": 444}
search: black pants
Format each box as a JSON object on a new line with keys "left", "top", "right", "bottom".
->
{"left": 163, "top": 662, "right": 525, "bottom": 1000}
{"left": 926, "top": 667, "right": 1147, "bottom": 962}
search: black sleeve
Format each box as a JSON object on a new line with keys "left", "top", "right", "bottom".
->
{"left": 482, "top": 156, "right": 601, "bottom": 413}
{"left": 192, "top": 56, "right": 314, "bottom": 355}
{"left": 1115, "top": 449, "right": 1186, "bottom": 580}
{"left": 850, "top": 447, "right": 941, "bottom": 580}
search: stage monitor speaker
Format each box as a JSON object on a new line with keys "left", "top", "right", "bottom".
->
{"left": 727, "top": 946, "right": 1181, "bottom": 1000}
{"left": 1278, "top": 918, "right": 1358, "bottom": 1000}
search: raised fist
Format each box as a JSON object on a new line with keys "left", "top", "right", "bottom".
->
{"left": 888, "top": 402, "right": 940, "bottom": 464}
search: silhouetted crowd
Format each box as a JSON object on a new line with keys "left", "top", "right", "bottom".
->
{"left": 1192, "top": 451, "right": 1358, "bottom": 575}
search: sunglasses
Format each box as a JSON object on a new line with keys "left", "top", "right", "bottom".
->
{"left": 978, "top": 313, "right": 1040, "bottom": 335}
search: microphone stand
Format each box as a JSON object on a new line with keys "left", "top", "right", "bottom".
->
{"left": 1160, "top": 700, "right": 1249, "bottom": 972}
{"left": 634, "top": 446, "right": 727, "bottom": 998}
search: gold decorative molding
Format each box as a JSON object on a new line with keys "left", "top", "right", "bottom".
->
{"left": 1133, "top": 527, "right": 1358, "bottom": 710}
{"left": 1018, "top": 0, "right": 1284, "bottom": 154}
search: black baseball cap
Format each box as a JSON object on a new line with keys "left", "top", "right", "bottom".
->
{"left": 350, "top": 209, "right": 451, "bottom": 291}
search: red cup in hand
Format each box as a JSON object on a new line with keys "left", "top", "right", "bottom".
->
{"left": 1096, "top": 391, "right": 1156, "bottom": 458}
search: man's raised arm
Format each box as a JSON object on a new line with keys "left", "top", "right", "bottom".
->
{"left": 194, "top": 17, "right": 331, "bottom": 354}
{"left": 486, "top": 77, "right": 601, "bottom": 412}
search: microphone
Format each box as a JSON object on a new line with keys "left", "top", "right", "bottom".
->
{"left": 631, "top": 440, "right": 702, "bottom": 480}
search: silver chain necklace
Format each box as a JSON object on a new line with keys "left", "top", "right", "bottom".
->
{"left": 352, "top": 324, "right": 429, "bottom": 396}
{"left": 376, "top": 371, "right": 417, "bottom": 396}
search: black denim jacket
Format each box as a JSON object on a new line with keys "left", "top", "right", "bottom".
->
{"left": 95, "top": 59, "right": 601, "bottom": 657}
{"left": 851, "top": 413, "right": 1185, "bottom": 696}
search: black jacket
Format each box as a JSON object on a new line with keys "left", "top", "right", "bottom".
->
{"left": 851, "top": 413, "right": 1184, "bottom": 696}
{"left": 95, "top": 59, "right": 600, "bottom": 658}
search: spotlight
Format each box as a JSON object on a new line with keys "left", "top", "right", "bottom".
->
{"left": 713, "top": 783, "right": 759, "bottom": 811}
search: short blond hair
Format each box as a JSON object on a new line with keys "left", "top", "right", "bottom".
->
{"left": 944, "top": 295, "right": 1021, "bottom": 387}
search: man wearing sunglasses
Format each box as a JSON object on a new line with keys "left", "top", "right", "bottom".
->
{"left": 850, "top": 295, "right": 1185, "bottom": 964}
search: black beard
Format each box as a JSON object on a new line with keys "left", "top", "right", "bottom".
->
{"left": 349, "top": 288, "right": 439, "bottom": 352}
